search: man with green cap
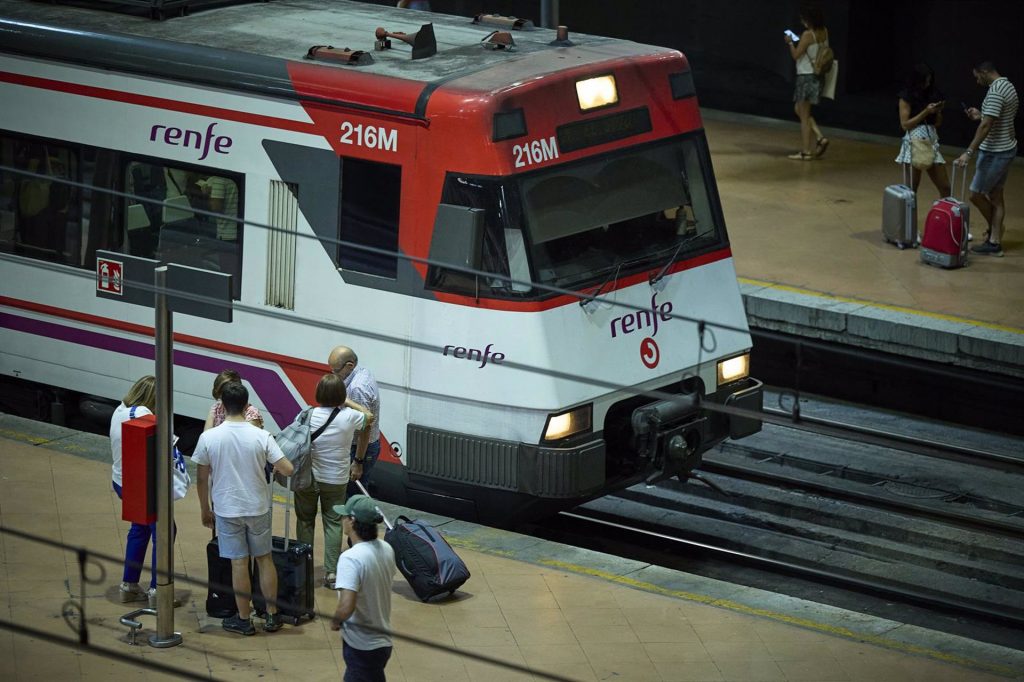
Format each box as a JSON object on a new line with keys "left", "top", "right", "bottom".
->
{"left": 329, "top": 495, "right": 397, "bottom": 681}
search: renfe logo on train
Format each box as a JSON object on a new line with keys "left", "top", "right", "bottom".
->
{"left": 150, "top": 122, "right": 232, "bottom": 161}
{"left": 610, "top": 293, "right": 675, "bottom": 338}
{"left": 442, "top": 343, "right": 506, "bottom": 368}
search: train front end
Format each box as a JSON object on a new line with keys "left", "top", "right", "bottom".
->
{"left": 394, "top": 44, "right": 763, "bottom": 524}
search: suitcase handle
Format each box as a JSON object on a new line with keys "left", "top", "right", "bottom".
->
{"left": 949, "top": 161, "right": 968, "bottom": 202}
{"left": 354, "top": 479, "right": 394, "bottom": 530}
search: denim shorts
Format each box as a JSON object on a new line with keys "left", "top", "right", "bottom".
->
{"left": 216, "top": 511, "right": 272, "bottom": 559}
{"left": 970, "top": 147, "right": 1017, "bottom": 194}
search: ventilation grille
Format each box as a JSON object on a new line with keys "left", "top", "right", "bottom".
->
{"left": 265, "top": 180, "right": 298, "bottom": 309}
{"left": 408, "top": 425, "right": 519, "bottom": 491}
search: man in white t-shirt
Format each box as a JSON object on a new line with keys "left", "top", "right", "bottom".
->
{"left": 193, "top": 382, "right": 294, "bottom": 636}
{"left": 330, "top": 495, "right": 396, "bottom": 682}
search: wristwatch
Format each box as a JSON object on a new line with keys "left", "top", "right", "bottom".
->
{"left": 354, "top": 457, "right": 365, "bottom": 463}
{"left": 965, "top": 148, "right": 974, "bottom": 156}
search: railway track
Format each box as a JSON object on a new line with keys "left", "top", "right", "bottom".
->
{"left": 534, "top": 393, "right": 1024, "bottom": 643}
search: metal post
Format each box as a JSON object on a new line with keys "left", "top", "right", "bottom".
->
{"left": 540, "top": 0, "right": 559, "bottom": 28}
{"left": 150, "top": 266, "right": 182, "bottom": 648}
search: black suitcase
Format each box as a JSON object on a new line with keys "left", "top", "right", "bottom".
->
{"left": 205, "top": 535, "right": 238, "bottom": 618}
{"left": 252, "top": 479, "right": 316, "bottom": 625}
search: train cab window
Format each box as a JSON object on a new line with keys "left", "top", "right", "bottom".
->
{"left": 339, "top": 158, "right": 400, "bottom": 279}
{"left": 0, "top": 136, "right": 81, "bottom": 266}
{"left": 121, "top": 160, "right": 243, "bottom": 298}
{"left": 519, "top": 135, "right": 724, "bottom": 291}
{"left": 428, "top": 175, "right": 532, "bottom": 297}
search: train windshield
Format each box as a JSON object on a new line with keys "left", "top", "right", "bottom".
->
{"left": 519, "top": 134, "right": 724, "bottom": 290}
{"left": 427, "top": 134, "right": 725, "bottom": 298}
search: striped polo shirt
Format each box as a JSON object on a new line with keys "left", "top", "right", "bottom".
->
{"left": 980, "top": 77, "right": 1018, "bottom": 152}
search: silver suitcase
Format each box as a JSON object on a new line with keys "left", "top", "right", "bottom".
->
{"left": 882, "top": 164, "right": 917, "bottom": 249}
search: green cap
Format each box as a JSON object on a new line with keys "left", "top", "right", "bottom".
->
{"left": 336, "top": 495, "right": 383, "bottom": 524}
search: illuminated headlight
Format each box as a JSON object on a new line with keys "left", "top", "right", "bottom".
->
{"left": 717, "top": 353, "right": 750, "bottom": 387}
{"left": 542, "top": 405, "right": 593, "bottom": 442}
{"left": 576, "top": 75, "right": 618, "bottom": 111}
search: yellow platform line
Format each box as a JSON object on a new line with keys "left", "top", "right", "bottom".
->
{"left": 444, "top": 535, "right": 1019, "bottom": 679}
{"left": 546, "top": 557, "right": 1019, "bottom": 678}
{"left": 740, "top": 277, "right": 1024, "bottom": 336}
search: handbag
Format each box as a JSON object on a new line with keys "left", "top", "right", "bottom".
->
{"left": 821, "top": 59, "right": 838, "bottom": 100}
{"left": 812, "top": 29, "right": 834, "bottom": 76}
{"left": 172, "top": 445, "right": 191, "bottom": 501}
{"left": 910, "top": 137, "right": 935, "bottom": 171}
{"left": 273, "top": 406, "right": 341, "bottom": 491}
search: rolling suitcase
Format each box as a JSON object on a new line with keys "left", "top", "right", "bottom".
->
{"left": 205, "top": 535, "right": 238, "bottom": 618}
{"left": 882, "top": 163, "right": 917, "bottom": 249}
{"left": 920, "top": 164, "right": 970, "bottom": 269}
{"left": 353, "top": 480, "right": 470, "bottom": 602}
{"left": 252, "top": 478, "right": 316, "bottom": 625}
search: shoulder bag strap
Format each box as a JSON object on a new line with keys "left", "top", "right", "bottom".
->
{"left": 129, "top": 405, "right": 137, "bottom": 419}
{"left": 311, "top": 407, "right": 341, "bottom": 442}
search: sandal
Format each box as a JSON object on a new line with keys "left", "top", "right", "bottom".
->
{"left": 787, "top": 151, "right": 814, "bottom": 161}
{"left": 815, "top": 137, "right": 830, "bottom": 157}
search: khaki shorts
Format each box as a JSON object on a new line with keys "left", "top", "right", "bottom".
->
{"left": 215, "top": 511, "right": 272, "bottom": 559}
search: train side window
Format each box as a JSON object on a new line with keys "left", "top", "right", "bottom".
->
{"left": 427, "top": 175, "right": 532, "bottom": 297}
{"left": 0, "top": 136, "right": 81, "bottom": 266}
{"left": 339, "top": 157, "right": 400, "bottom": 279}
{"left": 121, "top": 160, "right": 243, "bottom": 298}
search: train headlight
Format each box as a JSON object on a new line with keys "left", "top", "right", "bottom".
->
{"left": 717, "top": 353, "right": 750, "bottom": 387}
{"left": 576, "top": 74, "right": 618, "bottom": 111}
{"left": 542, "top": 404, "right": 593, "bottom": 442}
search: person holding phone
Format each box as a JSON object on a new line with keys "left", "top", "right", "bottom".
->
{"left": 895, "top": 63, "right": 951, "bottom": 200}
{"left": 784, "top": 2, "right": 830, "bottom": 160}
{"left": 955, "top": 61, "right": 1018, "bottom": 257}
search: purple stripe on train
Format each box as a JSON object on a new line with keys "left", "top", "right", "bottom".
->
{"left": 0, "top": 311, "right": 302, "bottom": 426}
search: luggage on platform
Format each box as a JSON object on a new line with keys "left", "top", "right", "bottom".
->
{"left": 920, "top": 164, "right": 970, "bottom": 269}
{"left": 385, "top": 514, "right": 471, "bottom": 602}
{"left": 882, "top": 163, "right": 918, "bottom": 249}
{"left": 252, "top": 478, "right": 316, "bottom": 625}
{"left": 352, "top": 480, "right": 470, "bottom": 603}
{"left": 205, "top": 535, "right": 238, "bottom": 618}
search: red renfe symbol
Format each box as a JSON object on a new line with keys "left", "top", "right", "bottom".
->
{"left": 640, "top": 337, "right": 660, "bottom": 369}
{"left": 97, "top": 258, "right": 124, "bottom": 296}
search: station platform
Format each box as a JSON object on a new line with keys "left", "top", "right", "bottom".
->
{"left": 2, "top": 414, "right": 1023, "bottom": 680}
{"left": 704, "top": 110, "right": 1024, "bottom": 379}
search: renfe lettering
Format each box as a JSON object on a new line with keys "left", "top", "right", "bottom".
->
{"left": 610, "top": 293, "right": 674, "bottom": 338}
{"left": 442, "top": 343, "right": 506, "bottom": 369}
{"left": 149, "top": 122, "right": 233, "bottom": 161}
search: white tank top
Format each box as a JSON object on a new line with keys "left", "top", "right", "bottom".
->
{"left": 797, "top": 29, "right": 828, "bottom": 75}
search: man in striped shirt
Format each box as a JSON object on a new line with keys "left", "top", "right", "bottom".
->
{"left": 955, "top": 61, "right": 1018, "bottom": 257}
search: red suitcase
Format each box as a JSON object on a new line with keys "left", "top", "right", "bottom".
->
{"left": 920, "top": 166, "right": 969, "bottom": 269}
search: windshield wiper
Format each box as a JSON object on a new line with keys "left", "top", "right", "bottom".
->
{"left": 578, "top": 260, "right": 624, "bottom": 308}
{"left": 649, "top": 234, "right": 701, "bottom": 288}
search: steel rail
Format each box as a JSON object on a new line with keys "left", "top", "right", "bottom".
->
{"left": 558, "top": 510, "right": 1024, "bottom": 629}
{"left": 763, "top": 405, "right": 1024, "bottom": 472}
{"left": 698, "top": 453, "right": 1024, "bottom": 538}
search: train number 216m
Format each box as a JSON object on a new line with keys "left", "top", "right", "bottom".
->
{"left": 340, "top": 121, "right": 399, "bottom": 152}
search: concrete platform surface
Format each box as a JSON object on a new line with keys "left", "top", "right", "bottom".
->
{"left": 0, "top": 414, "right": 1022, "bottom": 681}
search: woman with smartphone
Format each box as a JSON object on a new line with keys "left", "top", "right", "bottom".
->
{"left": 784, "top": 3, "right": 830, "bottom": 160}
{"left": 896, "top": 63, "right": 951, "bottom": 198}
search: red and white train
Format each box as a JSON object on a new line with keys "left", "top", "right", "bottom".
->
{"left": 0, "top": 0, "right": 761, "bottom": 523}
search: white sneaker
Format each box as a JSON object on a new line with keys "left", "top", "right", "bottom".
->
{"left": 968, "top": 232, "right": 974, "bottom": 241}
{"left": 148, "top": 587, "right": 183, "bottom": 609}
{"left": 119, "top": 582, "right": 147, "bottom": 603}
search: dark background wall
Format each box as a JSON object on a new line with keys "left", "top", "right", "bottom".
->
{"left": 371, "top": 0, "right": 1023, "bottom": 149}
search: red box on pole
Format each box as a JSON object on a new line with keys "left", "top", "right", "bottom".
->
{"left": 121, "top": 414, "right": 157, "bottom": 525}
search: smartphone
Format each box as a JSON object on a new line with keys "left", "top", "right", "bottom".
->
{"left": 784, "top": 29, "right": 800, "bottom": 41}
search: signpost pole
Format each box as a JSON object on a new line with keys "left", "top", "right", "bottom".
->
{"left": 150, "top": 265, "right": 181, "bottom": 648}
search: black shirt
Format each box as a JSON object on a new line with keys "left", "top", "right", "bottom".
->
{"left": 898, "top": 86, "right": 945, "bottom": 126}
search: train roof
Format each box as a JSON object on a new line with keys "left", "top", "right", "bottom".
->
{"left": 0, "top": 0, "right": 682, "bottom": 117}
